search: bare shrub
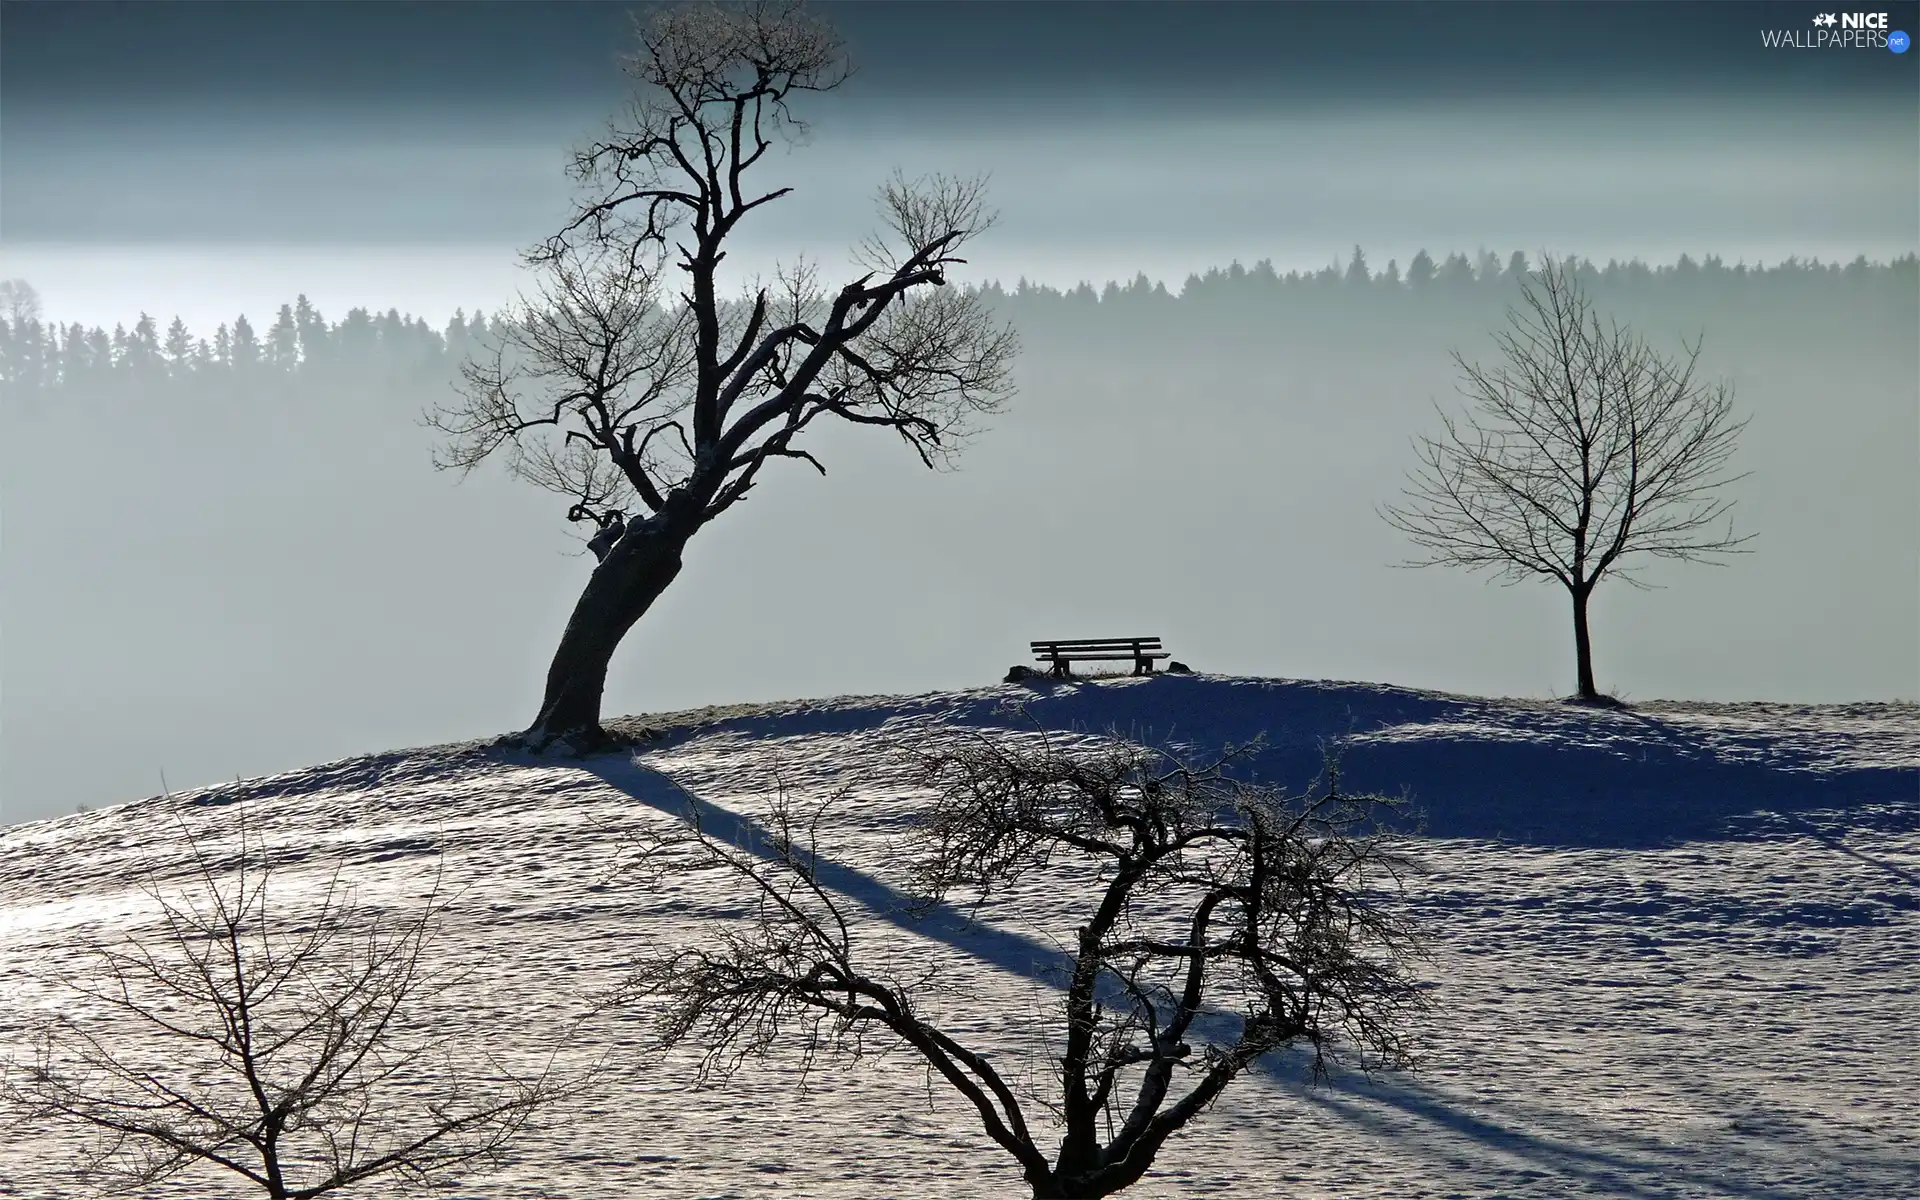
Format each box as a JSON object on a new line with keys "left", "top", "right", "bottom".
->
{"left": 613, "top": 733, "right": 1428, "bottom": 1198}
{"left": 1, "top": 814, "right": 582, "bottom": 1198}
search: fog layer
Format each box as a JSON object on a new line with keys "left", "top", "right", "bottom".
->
{"left": 4, "top": 262, "right": 1914, "bottom": 824}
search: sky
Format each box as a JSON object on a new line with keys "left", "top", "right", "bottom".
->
{"left": 5, "top": 0, "right": 1917, "bottom": 324}
{"left": 2, "top": 0, "right": 1917, "bottom": 824}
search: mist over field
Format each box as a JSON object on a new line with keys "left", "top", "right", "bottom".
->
{"left": 1, "top": 0, "right": 1916, "bottom": 818}
{"left": 5, "top": 261, "right": 1916, "bottom": 824}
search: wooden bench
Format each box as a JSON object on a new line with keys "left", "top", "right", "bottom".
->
{"left": 1030, "top": 637, "right": 1169, "bottom": 678}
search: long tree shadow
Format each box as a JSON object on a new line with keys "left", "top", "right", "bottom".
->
{"left": 581, "top": 754, "right": 1075, "bottom": 987}
{"left": 1285, "top": 1069, "right": 1867, "bottom": 1200}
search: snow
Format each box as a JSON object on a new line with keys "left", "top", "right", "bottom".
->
{"left": 2, "top": 675, "right": 1915, "bottom": 1198}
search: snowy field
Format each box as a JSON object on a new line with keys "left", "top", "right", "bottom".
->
{"left": 2, "top": 675, "right": 1916, "bottom": 1198}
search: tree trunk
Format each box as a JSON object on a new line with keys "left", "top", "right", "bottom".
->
{"left": 261, "top": 1137, "right": 289, "bottom": 1200}
{"left": 523, "top": 516, "right": 693, "bottom": 747}
{"left": 1029, "top": 1175, "right": 1099, "bottom": 1200}
{"left": 1571, "top": 583, "right": 1598, "bottom": 701}
{"left": 1028, "top": 1161, "right": 1153, "bottom": 1200}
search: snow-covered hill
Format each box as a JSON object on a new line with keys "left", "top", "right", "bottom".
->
{"left": 3, "top": 675, "right": 1916, "bottom": 1198}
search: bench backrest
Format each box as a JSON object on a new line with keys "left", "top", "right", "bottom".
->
{"left": 1031, "top": 637, "right": 1163, "bottom": 652}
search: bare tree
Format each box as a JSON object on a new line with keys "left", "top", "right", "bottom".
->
{"left": 615, "top": 733, "right": 1427, "bottom": 1198}
{"left": 1381, "top": 255, "right": 1751, "bottom": 703}
{"left": 429, "top": 0, "right": 1018, "bottom": 749}
{"left": 1, "top": 814, "right": 578, "bottom": 1198}
{"left": 0, "top": 278, "right": 43, "bottom": 327}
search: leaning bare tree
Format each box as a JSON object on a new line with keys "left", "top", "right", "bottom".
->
{"left": 617, "top": 733, "right": 1427, "bottom": 1198}
{"left": 430, "top": 0, "right": 1017, "bottom": 749}
{"left": 1, "top": 814, "right": 576, "bottom": 1198}
{"left": 1381, "top": 254, "right": 1751, "bottom": 704}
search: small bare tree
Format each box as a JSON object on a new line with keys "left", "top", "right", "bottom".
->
{"left": 1, "top": 815, "right": 577, "bottom": 1198}
{"left": 616, "top": 734, "right": 1427, "bottom": 1198}
{"left": 430, "top": 0, "right": 1018, "bottom": 749}
{"left": 0, "top": 278, "right": 42, "bottom": 327}
{"left": 1382, "top": 255, "right": 1751, "bottom": 703}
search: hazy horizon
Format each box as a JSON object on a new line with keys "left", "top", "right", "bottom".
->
{"left": 12, "top": 243, "right": 1918, "bottom": 346}
{"left": 3, "top": 0, "right": 1916, "bottom": 825}
{"left": 9, "top": 1, "right": 1917, "bottom": 329}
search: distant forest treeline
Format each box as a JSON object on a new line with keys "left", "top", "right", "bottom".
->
{"left": 3, "top": 250, "right": 1916, "bottom": 393}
